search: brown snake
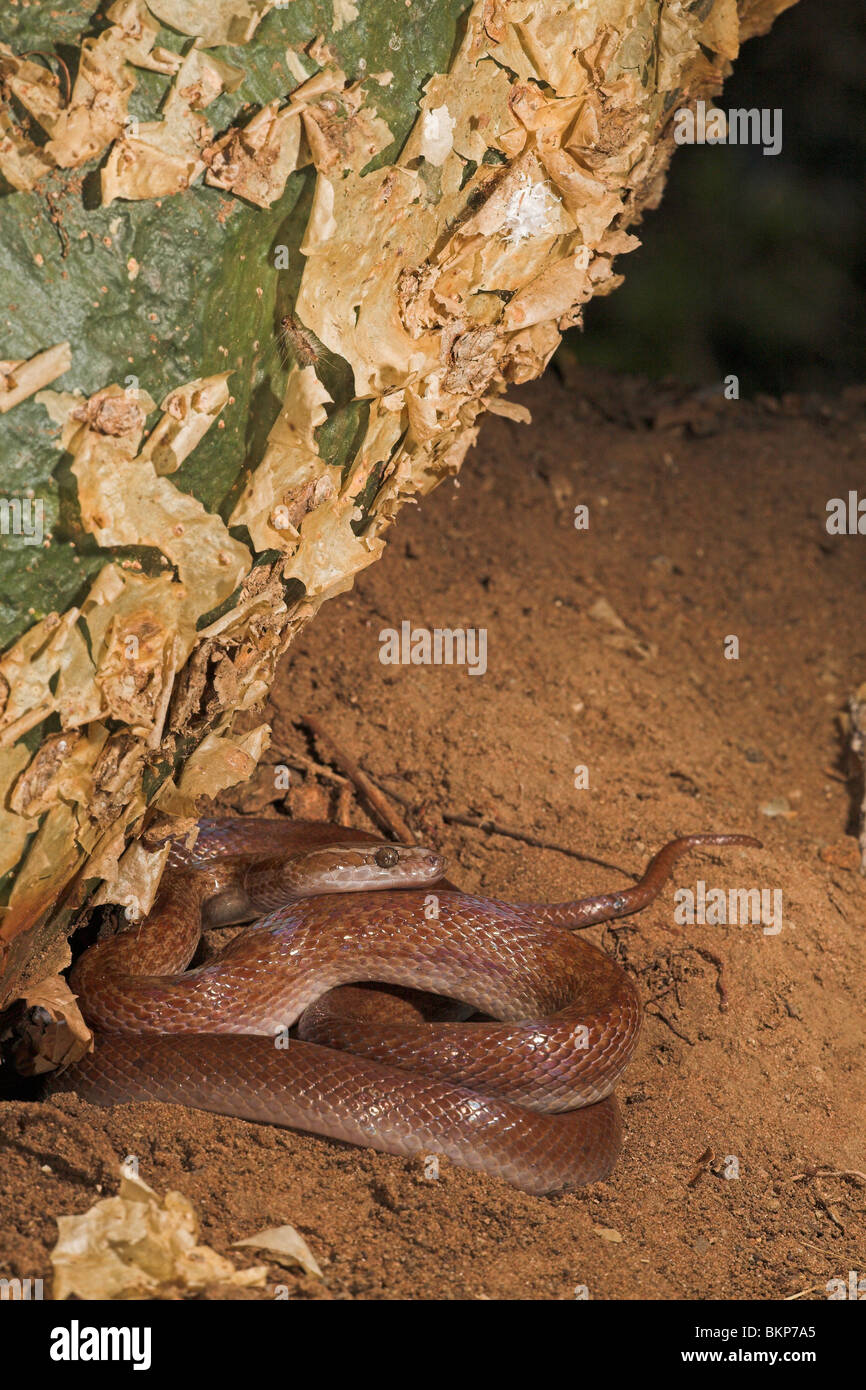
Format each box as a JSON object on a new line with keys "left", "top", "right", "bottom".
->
{"left": 56, "top": 820, "right": 760, "bottom": 1195}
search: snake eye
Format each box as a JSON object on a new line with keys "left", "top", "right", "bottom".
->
{"left": 374, "top": 846, "right": 399, "bottom": 868}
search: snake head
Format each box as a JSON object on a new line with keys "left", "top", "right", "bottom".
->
{"left": 276, "top": 841, "right": 445, "bottom": 898}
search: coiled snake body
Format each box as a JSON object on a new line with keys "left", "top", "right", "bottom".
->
{"left": 58, "top": 820, "right": 759, "bottom": 1194}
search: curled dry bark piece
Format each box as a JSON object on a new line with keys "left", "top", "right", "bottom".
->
{"left": 203, "top": 100, "right": 303, "bottom": 207}
{"left": 66, "top": 382, "right": 249, "bottom": 627}
{"left": 171, "top": 725, "right": 271, "bottom": 805}
{"left": 0, "top": 374, "right": 254, "bottom": 996}
{"left": 90, "top": 838, "right": 171, "bottom": 921}
{"left": 0, "top": 746, "right": 40, "bottom": 877}
{"left": 101, "top": 46, "right": 244, "bottom": 204}
{"left": 230, "top": 365, "right": 335, "bottom": 552}
{"left": 0, "top": 0, "right": 165, "bottom": 177}
{"left": 146, "top": 0, "right": 277, "bottom": 49}
{"left": 0, "top": 344, "right": 71, "bottom": 413}
{"left": 138, "top": 374, "right": 232, "bottom": 476}
{"left": 0, "top": 108, "right": 54, "bottom": 189}
{"left": 4, "top": 973, "right": 92, "bottom": 1075}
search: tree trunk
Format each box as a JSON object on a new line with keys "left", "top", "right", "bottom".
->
{"left": 0, "top": 0, "right": 796, "bottom": 1017}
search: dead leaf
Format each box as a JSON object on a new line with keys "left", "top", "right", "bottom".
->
{"left": 51, "top": 1171, "right": 268, "bottom": 1299}
{"left": 588, "top": 597, "right": 657, "bottom": 660}
{"left": 233, "top": 1224, "right": 323, "bottom": 1278}
{"left": 593, "top": 1225, "right": 623, "bottom": 1243}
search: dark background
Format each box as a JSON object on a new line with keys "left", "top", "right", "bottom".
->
{"left": 567, "top": 0, "right": 865, "bottom": 395}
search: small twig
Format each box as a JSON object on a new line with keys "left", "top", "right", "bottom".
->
{"left": 361, "top": 770, "right": 414, "bottom": 808}
{"left": 792, "top": 1166, "right": 866, "bottom": 1185}
{"left": 784, "top": 1283, "right": 825, "bottom": 1302}
{"left": 646, "top": 1004, "right": 694, "bottom": 1044}
{"left": 21, "top": 49, "right": 71, "bottom": 105}
{"left": 644, "top": 986, "right": 676, "bottom": 1006}
{"left": 335, "top": 782, "right": 353, "bottom": 827}
{"left": 798, "top": 1238, "right": 841, "bottom": 1257}
{"left": 813, "top": 1177, "right": 846, "bottom": 1232}
{"left": 791, "top": 1167, "right": 863, "bottom": 1231}
{"left": 442, "top": 813, "right": 636, "bottom": 877}
{"left": 846, "top": 686, "right": 866, "bottom": 874}
{"left": 45, "top": 191, "right": 70, "bottom": 260}
{"left": 817, "top": 1189, "right": 845, "bottom": 1234}
{"left": 691, "top": 946, "right": 729, "bottom": 1013}
{"left": 299, "top": 716, "right": 416, "bottom": 843}
{"left": 687, "top": 1146, "right": 715, "bottom": 1189}
{"left": 774, "top": 990, "right": 803, "bottom": 1021}
{"left": 284, "top": 753, "right": 350, "bottom": 787}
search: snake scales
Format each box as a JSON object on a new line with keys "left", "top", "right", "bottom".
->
{"left": 55, "top": 820, "right": 759, "bottom": 1195}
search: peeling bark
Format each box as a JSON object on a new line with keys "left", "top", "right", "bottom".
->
{"left": 0, "top": 0, "right": 797, "bottom": 1010}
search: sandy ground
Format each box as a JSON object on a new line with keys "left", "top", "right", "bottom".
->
{"left": 1, "top": 368, "right": 864, "bottom": 1299}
